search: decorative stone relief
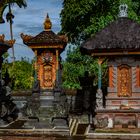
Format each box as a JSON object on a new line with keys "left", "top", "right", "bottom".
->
{"left": 132, "top": 66, "right": 140, "bottom": 92}
{"left": 94, "top": 116, "right": 108, "bottom": 128}
{"left": 96, "top": 89, "right": 103, "bottom": 109}
{"left": 108, "top": 66, "right": 117, "bottom": 93}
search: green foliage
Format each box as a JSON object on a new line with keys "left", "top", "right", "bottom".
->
{"left": 60, "top": 0, "right": 140, "bottom": 89}
{"left": 62, "top": 46, "right": 107, "bottom": 89}
{"left": 2, "top": 58, "right": 34, "bottom": 90}
{"left": 60, "top": 0, "right": 140, "bottom": 44}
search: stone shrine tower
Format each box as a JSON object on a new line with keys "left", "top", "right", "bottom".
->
{"left": 21, "top": 14, "right": 67, "bottom": 90}
{"left": 81, "top": 5, "right": 140, "bottom": 129}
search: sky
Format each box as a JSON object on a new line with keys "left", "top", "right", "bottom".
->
{"left": 0, "top": 0, "right": 67, "bottom": 61}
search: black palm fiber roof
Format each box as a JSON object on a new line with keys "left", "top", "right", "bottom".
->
{"left": 81, "top": 17, "right": 140, "bottom": 53}
{"left": 26, "top": 30, "right": 65, "bottom": 45}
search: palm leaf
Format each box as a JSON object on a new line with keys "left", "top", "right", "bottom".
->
{"left": 9, "top": 0, "right": 27, "bottom": 8}
{"left": 0, "top": 2, "right": 8, "bottom": 23}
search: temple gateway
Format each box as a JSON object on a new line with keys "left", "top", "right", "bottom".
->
{"left": 81, "top": 6, "right": 140, "bottom": 129}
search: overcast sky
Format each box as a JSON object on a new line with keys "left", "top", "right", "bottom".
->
{"left": 0, "top": 0, "right": 66, "bottom": 61}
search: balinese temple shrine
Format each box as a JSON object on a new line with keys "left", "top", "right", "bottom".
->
{"left": 81, "top": 4, "right": 140, "bottom": 129}
{"left": 21, "top": 14, "right": 67, "bottom": 90}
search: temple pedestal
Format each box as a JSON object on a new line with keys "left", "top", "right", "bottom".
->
{"left": 106, "top": 96, "right": 140, "bottom": 110}
{"left": 95, "top": 109, "right": 140, "bottom": 129}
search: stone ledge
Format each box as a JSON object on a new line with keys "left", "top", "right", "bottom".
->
{"left": 96, "top": 109, "right": 140, "bottom": 113}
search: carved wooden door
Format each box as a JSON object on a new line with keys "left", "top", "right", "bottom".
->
{"left": 43, "top": 65, "right": 53, "bottom": 88}
{"left": 118, "top": 65, "right": 131, "bottom": 97}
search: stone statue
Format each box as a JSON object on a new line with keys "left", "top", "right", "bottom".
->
{"left": 96, "top": 89, "right": 103, "bottom": 109}
{"left": 94, "top": 117, "right": 108, "bottom": 128}
{"left": 0, "top": 78, "right": 19, "bottom": 124}
{"left": 79, "top": 71, "right": 96, "bottom": 123}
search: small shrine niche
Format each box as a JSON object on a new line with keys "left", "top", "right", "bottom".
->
{"left": 81, "top": 11, "right": 140, "bottom": 129}
{"left": 37, "top": 50, "right": 56, "bottom": 88}
{"left": 117, "top": 64, "right": 131, "bottom": 97}
{"left": 21, "top": 14, "right": 67, "bottom": 89}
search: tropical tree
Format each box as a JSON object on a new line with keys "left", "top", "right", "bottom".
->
{"left": 60, "top": 0, "right": 140, "bottom": 45}
{"left": 60, "top": 0, "right": 140, "bottom": 89}
{"left": 0, "top": 0, "right": 27, "bottom": 62}
{"left": 62, "top": 46, "right": 107, "bottom": 89}
{"left": 2, "top": 58, "right": 34, "bottom": 90}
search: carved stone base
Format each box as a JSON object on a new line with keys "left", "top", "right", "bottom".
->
{"left": 106, "top": 97, "right": 140, "bottom": 109}
{"left": 95, "top": 109, "right": 140, "bottom": 129}
{"left": 96, "top": 89, "right": 103, "bottom": 109}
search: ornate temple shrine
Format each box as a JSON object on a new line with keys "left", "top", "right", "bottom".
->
{"left": 21, "top": 14, "right": 67, "bottom": 89}
{"left": 81, "top": 5, "right": 140, "bottom": 129}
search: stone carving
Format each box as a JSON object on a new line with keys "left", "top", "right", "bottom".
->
{"left": 0, "top": 79, "right": 19, "bottom": 123}
{"left": 96, "top": 89, "right": 103, "bottom": 109}
{"left": 52, "top": 92, "right": 69, "bottom": 126}
{"left": 94, "top": 117, "right": 108, "bottom": 128}
{"left": 44, "top": 65, "right": 53, "bottom": 87}
{"left": 37, "top": 53, "right": 54, "bottom": 88}
{"left": 119, "top": 4, "right": 128, "bottom": 17}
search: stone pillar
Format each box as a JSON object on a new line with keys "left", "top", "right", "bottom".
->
{"left": 55, "top": 49, "right": 59, "bottom": 88}
{"left": 96, "top": 58, "right": 103, "bottom": 109}
{"left": 34, "top": 49, "right": 38, "bottom": 81}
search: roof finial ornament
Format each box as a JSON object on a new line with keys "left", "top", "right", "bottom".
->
{"left": 44, "top": 13, "right": 52, "bottom": 31}
{"left": 119, "top": 4, "right": 128, "bottom": 17}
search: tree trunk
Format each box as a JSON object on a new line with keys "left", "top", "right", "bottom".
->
{"left": 8, "top": 3, "right": 15, "bottom": 62}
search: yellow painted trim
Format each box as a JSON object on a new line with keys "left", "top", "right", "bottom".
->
{"left": 28, "top": 45, "right": 64, "bottom": 49}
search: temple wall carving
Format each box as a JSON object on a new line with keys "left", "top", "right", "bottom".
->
{"left": 108, "top": 66, "right": 117, "bottom": 93}
{"left": 37, "top": 51, "right": 56, "bottom": 89}
{"left": 107, "top": 57, "right": 140, "bottom": 96}
{"left": 117, "top": 65, "right": 131, "bottom": 97}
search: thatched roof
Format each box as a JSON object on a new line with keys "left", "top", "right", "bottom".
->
{"left": 23, "top": 31, "right": 66, "bottom": 46}
{"left": 21, "top": 14, "right": 67, "bottom": 50}
{"left": 81, "top": 17, "right": 140, "bottom": 55}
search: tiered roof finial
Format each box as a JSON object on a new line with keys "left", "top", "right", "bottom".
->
{"left": 44, "top": 13, "right": 52, "bottom": 31}
{"left": 119, "top": 4, "right": 128, "bottom": 17}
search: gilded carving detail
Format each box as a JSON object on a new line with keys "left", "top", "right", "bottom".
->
{"left": 118, "top": 65, "right": 131, "bottom": 97}
{"left": 37, "top": 52, "right": 55, "bottom": 89}
{"left": 44, "top": 14, "right": 52, "bottom": 31}
{"left": 43, "top": 65, "right": 52, "bottom": 87}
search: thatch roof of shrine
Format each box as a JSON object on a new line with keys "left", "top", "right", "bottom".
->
{"left": 21, "top": 14, "right": 67, "bottom": 49}
{"left": 81, "top": 17, "right": 140, "bottom": 55}
{"left": 22, "top": 31, "right": 66, "bottom": 46}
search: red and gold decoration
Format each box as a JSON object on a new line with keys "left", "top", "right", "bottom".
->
{"left": 21, "top": 14, "right": 67, "bottom": 89}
